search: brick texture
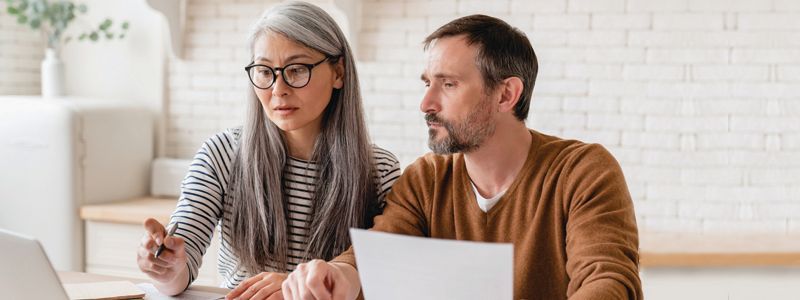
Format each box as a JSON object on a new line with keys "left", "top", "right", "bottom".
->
{"left": 3, "top": 0, "right": 799, "bottom": 234}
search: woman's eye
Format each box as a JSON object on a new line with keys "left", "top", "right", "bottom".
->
{"left": 287, "top": 66, "right": 308, "bottom": 76}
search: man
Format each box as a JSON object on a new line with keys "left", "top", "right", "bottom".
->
{"left": 282, "top": 14, "right": 642, "bottom": 300}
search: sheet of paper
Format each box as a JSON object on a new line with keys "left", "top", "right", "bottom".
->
{"left": 136, "top": 283, "right": 227, "bottom": 300}
{"left": 350, "top": 229, "right": 513, "bottom": 300}
{"left": 63, "top": 281, "right": 145, "bottom": 300}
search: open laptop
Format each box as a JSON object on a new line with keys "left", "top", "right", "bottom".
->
{"left": 0, "top": 228, "right": 70, "bottom": 300}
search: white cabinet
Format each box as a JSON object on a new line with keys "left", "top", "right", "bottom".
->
{"left": 642, "top": 268, "right": 800, "bottom": 299}
{"left": 640, "top": 232, "right": 800, "bottom": 299}
{"left": 0, "top": 96, "right": 153, "bottom": 271}
{"left": 80, "top": 198, "right": 223, "bottom": 287}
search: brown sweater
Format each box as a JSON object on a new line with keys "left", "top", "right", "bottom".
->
{"left": 333, "top": 130, "right": 642, "bottom": 299}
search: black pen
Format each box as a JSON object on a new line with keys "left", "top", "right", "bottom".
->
{"left": 155, "top": 223, "right": 178, "bottom": 258}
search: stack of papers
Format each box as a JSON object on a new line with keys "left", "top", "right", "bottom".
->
{"left": 63, "top": 281, "right": 144, "bottom": 300}
{"left": 61, "top": 280, "right": 227, "bottom": 300}
{"left": 350, "top": 229, "right": 513, "bottom": 300}
{"left": 136, "top": 283, "right": 227, "bottom": 300}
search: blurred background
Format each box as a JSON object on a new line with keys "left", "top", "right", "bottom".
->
{"left": 1, "top": 0, "right": 799, "bottom": 299}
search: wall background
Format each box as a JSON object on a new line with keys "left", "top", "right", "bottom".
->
{"left": 2, "top": 0, "right": 800, "bottom": 234}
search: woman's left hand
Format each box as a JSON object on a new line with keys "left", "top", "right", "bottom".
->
{"left": 227, "top": 272, "right": 288, "bottom": 300}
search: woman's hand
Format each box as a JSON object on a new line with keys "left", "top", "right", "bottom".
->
{"left": 227, "top": 272, "right": 289, "bottom": 300}
{"left": 136, "top": 218, "right": 190, "bottom": 295}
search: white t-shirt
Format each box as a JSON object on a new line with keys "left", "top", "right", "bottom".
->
{"left": 471, "top": 181, "right": 506, "bottom": 212}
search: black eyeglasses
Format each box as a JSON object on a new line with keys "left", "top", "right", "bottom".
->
{"left": 244, "top": 56, "right": 338, "bottom": 90}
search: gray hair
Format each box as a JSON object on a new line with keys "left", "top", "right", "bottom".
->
{"left": 229, "top": 1, "right": 376, "bottom": 273}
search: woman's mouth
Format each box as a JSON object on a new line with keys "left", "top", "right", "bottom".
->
{"left": 274, "top": 106, "right": 298, "bottom": 116}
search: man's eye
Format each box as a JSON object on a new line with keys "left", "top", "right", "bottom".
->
{"left": 443, "top": 82, "right": 455, "bottom": 88}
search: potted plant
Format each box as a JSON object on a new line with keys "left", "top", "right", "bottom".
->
{"left": 4, "top": 0, "right": 129, "bottom": 98}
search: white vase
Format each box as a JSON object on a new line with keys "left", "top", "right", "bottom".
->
{"left": 41, "top": 48, "right": 65, "bottom": 98}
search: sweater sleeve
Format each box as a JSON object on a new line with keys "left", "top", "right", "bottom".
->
{"left": 331, "top": 157, "right": 430, "bottom": 268}
{"left": 562, "top": 144, "right": 643, "bottom": 300}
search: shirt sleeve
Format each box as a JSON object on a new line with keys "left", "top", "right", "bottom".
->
{"left": 331, "top": 156, "right": 430, "bottom": 268}
{"left": 168, "top": 131, "right": 236, "bottom": 288}
{"left": 372, "top": 147, "right": 401, "bottom": 209}
{"left": 562, "top": 144, "right": 643, "bottom": 300}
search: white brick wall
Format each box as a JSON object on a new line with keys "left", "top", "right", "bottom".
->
{"left": 4, "top": 0, "right": 795, "bottom": 234}
{"left": 0, "top": 2, "right": 43, "bottom": 95}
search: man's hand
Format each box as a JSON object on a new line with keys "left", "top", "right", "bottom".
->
{"left": 227, "top": 272, "right": 288, "bottom": 300}
{"left": 281, "top": 260, "right": 360, "bottom": 300}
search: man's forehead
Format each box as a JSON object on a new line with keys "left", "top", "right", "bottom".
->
{"left": 424, "top": 36, "right": 477, "bottom": 71}
{"left": 426, "top": 35, "right": 474, "bottom": 55}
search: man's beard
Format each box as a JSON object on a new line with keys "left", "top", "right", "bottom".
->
{"left": 425, "top": 98, "right": 496, "bottom": 155}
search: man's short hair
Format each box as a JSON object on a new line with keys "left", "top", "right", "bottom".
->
{"left": 424, "top": 15, "right": 538, "bottom": 121}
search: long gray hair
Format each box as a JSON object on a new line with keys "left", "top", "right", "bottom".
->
{"left": 228, "top": 1, "right": 376, "bottom": 273}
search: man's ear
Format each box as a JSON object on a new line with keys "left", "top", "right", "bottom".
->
{"left": 333, "top": 58, "right": 345, "bottom": 89}
{"left": 498, "top": 77, "right": 523, "bottom": 113}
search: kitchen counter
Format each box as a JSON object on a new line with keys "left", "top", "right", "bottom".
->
{"left": 81, "top": 197, "right": 800, "bottom": 267}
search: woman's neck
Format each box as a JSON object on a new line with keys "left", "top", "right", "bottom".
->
{"left": 283, "top": 126, "right": 320, "bottom": 161}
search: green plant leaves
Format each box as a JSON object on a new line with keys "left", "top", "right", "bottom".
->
{"left": 30, "top": 1, "right": 43, "bottom": 14}
{"left": 29, "top": 18, "right": 40, "bottom": 29}
{"left": 18, "top": 1, "right": 26, "bottom": 10}
{"left": 99, "top": 18, "right": 111, "bottom": 30}
{"left": 3, "top": 0, "right": 130, "bottom": 46}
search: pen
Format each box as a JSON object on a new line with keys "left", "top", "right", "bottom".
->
{"left": 155, "top": 223, "right": 179, "bottom": 258}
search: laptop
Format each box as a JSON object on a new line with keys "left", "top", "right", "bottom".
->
{"left": 0, "top": 228, "right": 70, "bottom": 300}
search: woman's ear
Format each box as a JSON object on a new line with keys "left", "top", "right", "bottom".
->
{"left": 333, "top": 58, "right": 345, "bottom": 89}
{"left": 498, "top": 77, "right": 523, "bottom": 113}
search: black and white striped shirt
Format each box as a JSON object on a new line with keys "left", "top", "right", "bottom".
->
{"left": 168, "top": 128, "right": 401, "bottom": 288}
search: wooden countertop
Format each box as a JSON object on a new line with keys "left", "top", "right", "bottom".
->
{"left": 81, "top": 198, "right": 800, "bottom": 267}
{"left": 640, "top": 232, "right": 800, "bottom": 267}
{"left": 80, "top": 197, "right": 175, "bottom": 225}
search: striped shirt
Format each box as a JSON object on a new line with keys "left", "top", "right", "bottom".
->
{"left": 168, "top": 128, "right": 401, "bottom": 289}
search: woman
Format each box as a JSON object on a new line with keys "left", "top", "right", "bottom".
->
{"left": 135, "top": 2, "right": 400, "bottom": 299}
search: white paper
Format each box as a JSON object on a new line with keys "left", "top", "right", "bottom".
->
{"left": 349, "top": 229, "right": 513, "bottom": 300}
{"left": 135, "top": 283, "right": 227, "bottom": 300}
{"left": 63, "top": 280, "right": 144, "bottom": 300}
